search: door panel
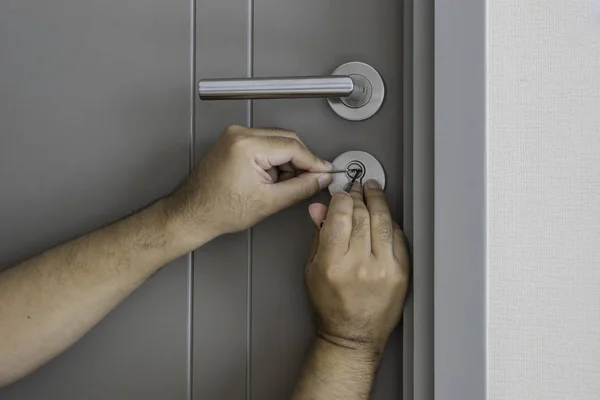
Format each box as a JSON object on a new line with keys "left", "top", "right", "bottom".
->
{"left": 0, "top": 0, "right": 406, "bottom": 398}
{"left": 192, "top": 1, "right": 250, "bottom": 399}
{"left": 0, "top": 1, "right": 191, "bottom": 399}
{"left": 251, "top": 0, "right": 404, "bottom": 398}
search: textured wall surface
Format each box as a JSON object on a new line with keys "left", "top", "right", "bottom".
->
{"left": 488, "top": 1, "right": 600, "bottom": 399}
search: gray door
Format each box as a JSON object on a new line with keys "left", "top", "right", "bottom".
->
{"left": 0, "top": 0, "right": 405, "bottom": 399}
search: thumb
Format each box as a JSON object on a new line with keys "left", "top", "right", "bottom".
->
{"left": 308, "top": 227, "right": 320, "bottom": 262}
{"left": 307, "top": 203, "right": 327, "bottom": 261}
{"left": 268, "top": 173, "right": 332, "bottom": 211}
{"left": 308, "top": 203, "right": 328, "bottom": 228}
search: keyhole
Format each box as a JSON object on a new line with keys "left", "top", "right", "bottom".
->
{"left": 345, "top": 160, "right": 366, "bottom": 180}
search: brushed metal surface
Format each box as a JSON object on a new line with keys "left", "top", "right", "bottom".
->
{"left": 198, "top": 61, "right": 386, "bottom": 121}
{"left": 328, "top": 150, "right": 386, "bottom": 194}
{"left": 199, "top": 76, "right": 354, "bottom": 99}
{"left": 328, "top": 62, "right": 386, "bottom": 121}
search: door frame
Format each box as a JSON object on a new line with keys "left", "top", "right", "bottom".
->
{"left": 434, "top": 0, "right": 487, "bottom": 400}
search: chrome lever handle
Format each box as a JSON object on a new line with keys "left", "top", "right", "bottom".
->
{"left": 199, "top": 76, "right": 354, "bottom": 100}
{"left": 197, "top": 62, "right": 385, "bottom": 121}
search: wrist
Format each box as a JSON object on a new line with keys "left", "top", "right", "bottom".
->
{"left": 157, "top": 196, "right": 218, "bottom": 253}
{"left": 315, "top": 331, "right": 383, "bottom": 367}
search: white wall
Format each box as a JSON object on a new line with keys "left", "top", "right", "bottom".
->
{"left": 488, "top": 1, "right": 600, "bottom": 399}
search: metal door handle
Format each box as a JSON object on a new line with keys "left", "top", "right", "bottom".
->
{"left": 198, "top": 62, "right": 385, "bottom": 121}
{"left": 199, "top": 76, "right": 354, "bottom": 100}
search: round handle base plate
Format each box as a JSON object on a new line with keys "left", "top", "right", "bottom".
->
{"left": 328, "top": 62, "right": 385, "bottom": 121}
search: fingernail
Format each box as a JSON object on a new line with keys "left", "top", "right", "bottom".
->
{"left": 324, "top": 161, "right": 333, "bottom": 171}
{"left": 366, "top": 179, "right": 382, "bottom": 189}
{"left": 351, "top": 181, "right": 362, "bottom": 192}
{"left": 317, "top": 173, "right": 333, "bottom": 189}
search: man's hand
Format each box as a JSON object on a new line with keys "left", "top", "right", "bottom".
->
{"left": 166, "top": 125, "right": 333, "bottom": 240}
{"left": 293, "top": 180, "right": 410, "bottom": 400}
{"left": 307, "top": 179, "right": 410, "bottom": 354}
{"left": 0, "top": 124, "right": 332, "bottom": 388}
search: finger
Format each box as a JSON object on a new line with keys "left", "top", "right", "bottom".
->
{"left": 278, "top": 162, "right": 296, "bottom": 182}
{"left": 279, "top": 171, "right": 295, "bottom": 181}
{"left": 308, "top": 203, "right": 328, "bottom": 228}
{"left": 364, "top": 179, "right": 394, "bottom": 257}
{"left": 279, "top": 162, "right": 294, "bottom": 172}
{"left": 319, "top": 192, "right": 354, "bottom": 259}
{"left": 265, "top": 167, "right": 278, "bottom": 183}
{"left": 251, "top": 128, "right": 308, "bottom": 148}
{"left": 347, "top": 181, "right": 371, "bottom": 255}
{"left": 307, "top": 202, "right": 327, "bottom": 265}
{"left": 307, "top": 227, "right": 320, "bottom": 262}
{"left": 256, "top": 136, "right": 332, "bottom": 173}
{"left": 267, "top": 172, "right": 332, "bottom": 211}
{"left": 392, "top": 222, "right": 411, "bottom": 279}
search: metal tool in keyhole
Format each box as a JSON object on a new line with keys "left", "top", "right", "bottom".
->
{"left": 344, "top": 167, "right": 362, "bottom": 193}
{"left": 328, "top": 151, "right": 386, "bottom": 195}
{"left": 331, "top": 161, "right": 366, "bottom": 192}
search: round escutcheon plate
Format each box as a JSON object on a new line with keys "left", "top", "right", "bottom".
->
{"left": 327, "top": 62, "right": 385, "bottom": 121}
{"left": 328, "top": 150, "right": 386, "bottom": 195}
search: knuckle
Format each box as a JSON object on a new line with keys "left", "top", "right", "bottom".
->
{"left": 329, "top": 212, "right": 352, "bottom": 228}
{"left": 353, "top": 197, "right": 367, "bottom": 210}
{"left": 321, "top": 223, "right": 350, "bottom": 247}
{"left": 372, "top": 210, "right": 391, "bottom": 222}
{"left": 376, "top": 224, "right": 394, "bottom": 241}
{"left": 350, "top": 191, "right": 363, "bottom": 201}
{"left": 391, "top": 267, "right": 410, "bottom": 288}
{"left": 372, "top": 211, "right": 393, "bottom": 241}
{"left": 230, "top": 134, "right": 252, "bottom": 152}
{"left": 323, "top": 267, "right": 353, "bottom": 289}
{"left": 332, "top": 192, "right": 351, "bottom": 203}
{"left": 351, "top": 215, "right": 369, "bottom": 237}
{"left": 224, "top": 124, "right": 245, "bottom": 135}
{"left": 324, "top": 265, "right": 341, "bottom": 283}
{"left": 356, "top": 266, "right": 370, "bottom": 280}
{"left": 229, "top": 129, "right": 248, "bottom": 142}
{"left": 395, "top": 227, "right": 409, "bottom": 248}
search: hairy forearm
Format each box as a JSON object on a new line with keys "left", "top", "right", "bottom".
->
{"left": 0, "top": 198, "right": 210, "bottom": 387}
{"left": 292, "top": 336, "right": 380, "bottom": 400}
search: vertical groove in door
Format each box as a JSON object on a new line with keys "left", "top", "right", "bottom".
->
{"left": 246, "top": 1, "right": 254, "bottom": 399}
{"left": 402, "top": 1, "right": 415, "bottom": 399}
{"left": 413, "top": 0, "right": 435, "bottom": 397}
{"left": 403, "top": 0, "right": 435, "bottom": 398}
{"left": 187, "top": 0, "right": 197, "bottom": 399}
